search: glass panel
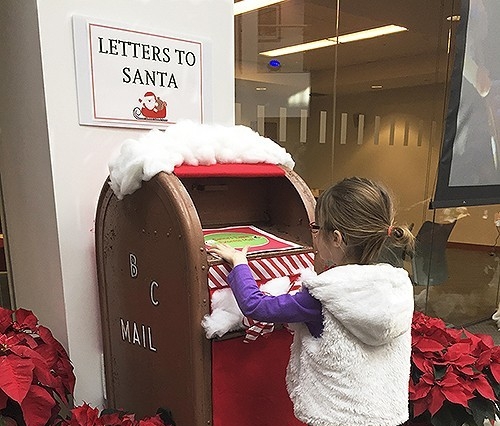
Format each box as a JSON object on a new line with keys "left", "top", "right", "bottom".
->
{"left": 334, "top": 0, "right": 453, "bottom": 231}
{"left": 235, "top": 0, "right": 500, "bottom": 328}
{"left": 235, "top": 0, "right": 338, "bottom": 194}
{"left": 413, "top": 208, "right": 500, "bottom": 327}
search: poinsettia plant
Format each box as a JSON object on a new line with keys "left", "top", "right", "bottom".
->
{"left": 58, "top": 404, "right": 176, "bottom": 426}
{"left": 409, "top": 311, "right": 500, "bottom": 426}
{"left": 0, "top": 306, "right": 76, "bottom": 426}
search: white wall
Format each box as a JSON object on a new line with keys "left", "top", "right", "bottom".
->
{"left": 0, "top": 0, "right": 234, "bottom": 407}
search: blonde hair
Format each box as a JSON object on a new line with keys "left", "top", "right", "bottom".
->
{"left": 316, "top": 176, "right": 414, "bottom": 265}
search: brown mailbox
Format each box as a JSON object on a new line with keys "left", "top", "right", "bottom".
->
{"left": 95, "top": 162, "right": 316, "bottom": 426}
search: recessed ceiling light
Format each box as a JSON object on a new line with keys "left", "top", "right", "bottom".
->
{"left": 234, "top": 0, "right": 285, "bottom": 16}
{"left": 260, "top": 39, "right": 337, "bottom": 57}
{"left": 333, "top": 25, "right": 407, "bottom": 43}
{"left": 256, "top": 87, "right": 267, "bottom": 91}
{"left": 260, "top": 24, "right": 408, "bottom": 57}
{"left": 371, "top": 85, "right": 383, "bottom": 89}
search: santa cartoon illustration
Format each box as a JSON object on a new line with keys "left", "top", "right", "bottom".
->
{"left": 133, "top": 91, "right": 167, "bottom": 120}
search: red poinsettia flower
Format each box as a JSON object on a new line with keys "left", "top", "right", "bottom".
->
{"left": 462, "top": 329, "right": 495, "bottom": 356}
{"left": 12, "top": 309, "right": 39, "bottom": 332}
{"left": 64, "top": 404, "right": 100, "bottom": 426}
{"left": 409, "top": 311, "right": 500, "bottom": 426}
{"left": 61, "top": 404, "right": 171, "bottom": 426}
{"left": 459, "top": 370, "right": 497, "bottom": 401}
{"left": 0, "top": 308, "right": 13, "bottom": 334}
{"left": 410, "top": 366, "right": 474, "bottom": 416}
{"left": 98, "top": 411, "right": 123, "bottom": 426}
{"left": 433, "top": 342, "right": 477, "bottom": 367}
{"left": 476, "top": 345, "right": 500, "bottom": 383}
{"left": 137, "top": 416, "right": 166, "bottom": 426}
{"left": 0, "top": 307, "right": 76, "bottom": 426}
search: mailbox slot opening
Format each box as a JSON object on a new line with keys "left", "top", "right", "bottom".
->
{"left": 180, "top": 176, "right": 313, "bottom": 248}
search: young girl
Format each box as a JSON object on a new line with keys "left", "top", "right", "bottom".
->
{"left": 208, "top": 176, "right": 415, "bottom": 426}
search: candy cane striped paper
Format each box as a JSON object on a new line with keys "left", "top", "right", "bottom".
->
{"left": 208, "top": 252, "right": 314, "bottom": 290}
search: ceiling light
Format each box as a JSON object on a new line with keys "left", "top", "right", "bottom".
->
{"left": 371, "top": 85, "right": 383, "bottom": 89}
{"left": 234, "top": 0, "right": 285, "bottom": 15}
{"left": 332, "top": 25, "right": 407, "bottom": 43}
{"left": 446, "top": 15, "right": 460, "bottom": 21}
{"left": 260, "top": 39, "right": 337, "bottom": 57}
{"left": 256, "top": 87, "right": 267, "bottom": 91}
{"left": 260, "top": 24, "right": 408, "bottom": 57}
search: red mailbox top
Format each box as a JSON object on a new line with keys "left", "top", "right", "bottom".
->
{"left": 173, "top": 163, "right": 286, "bottom": 178}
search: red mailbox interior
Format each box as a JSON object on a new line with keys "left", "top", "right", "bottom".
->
{"left": 176, "top": 164, "right": 312, "bottom": 426}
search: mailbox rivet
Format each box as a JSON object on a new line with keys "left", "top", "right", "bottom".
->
{"left": 201, "top": 265, "right": 206, "bottom": 270}
{"left": 166, "top": 232, "right": 170, "bottom": 237}
{"left": 200, "top": 247, "right": 205, "bottom": 252}
{"left": 203, "top": 299, "right": 207, "bottom": 303}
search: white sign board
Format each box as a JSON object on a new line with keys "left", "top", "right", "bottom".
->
{"left": 73, "top": 16, "right": 205, "bottom": 129}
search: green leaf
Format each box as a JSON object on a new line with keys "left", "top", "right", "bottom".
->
{"left": 434, "top": 365, "right": 447, "bottom": 380}
{"left": 468, "top": 397, "right": 495, "bottom": 426}
{"left": 431, "top": 402, "right": 476, "bottom": 426}
{"left": 431, "top": 404, "right": 460, "bottom": 426}
{"left": 490, "top": 378, "right": 500, "bottom": 400}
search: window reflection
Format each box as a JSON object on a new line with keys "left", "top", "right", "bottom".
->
{"left": 235, "top": 0, "right": 500, "bottom": 327}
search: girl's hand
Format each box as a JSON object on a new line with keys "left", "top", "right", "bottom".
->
{"left": 208, "top": 243, "right": 248, "bottom": 267}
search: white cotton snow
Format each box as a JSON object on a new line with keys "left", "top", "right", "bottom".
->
{"left": 201, "top": 288, "right": 244, "bottom": 339}
{"left": 108, "top": 120, "right": 295, "bottom": 199}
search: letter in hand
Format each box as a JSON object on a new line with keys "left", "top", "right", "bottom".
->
{"left": 208, "top": 243, "right": 249, "bottom": 268}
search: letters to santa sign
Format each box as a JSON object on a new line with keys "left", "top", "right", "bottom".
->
{"left": 72, "top": 16, "right": 205, "bottom": 129}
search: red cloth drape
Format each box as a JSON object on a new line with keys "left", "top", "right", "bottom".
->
{"left": 211, "top": 328, "right": 306, "bottom": 426}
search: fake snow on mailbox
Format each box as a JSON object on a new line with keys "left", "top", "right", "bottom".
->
{"left": 95, "top": 122, "right": 317, "bottom": 426}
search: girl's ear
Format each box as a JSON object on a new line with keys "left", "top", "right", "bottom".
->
{"left": 332, "top": 230, "right": 344, "bottom": 247}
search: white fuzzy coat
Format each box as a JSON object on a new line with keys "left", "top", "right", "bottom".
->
{"left": 286, "top": 263, "right": 414, "bottom": 426}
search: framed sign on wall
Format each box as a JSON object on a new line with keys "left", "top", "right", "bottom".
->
{"left": 72, "top": 16, "right": 207, "bottom": 129}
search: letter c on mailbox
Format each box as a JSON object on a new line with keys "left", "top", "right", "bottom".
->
{"left": 150, "top": 281, "right": 159, "bottom": 306}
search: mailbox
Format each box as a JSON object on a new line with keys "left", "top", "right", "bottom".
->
{"left": 95, "top": 162, "right": 316, "bottom": 426}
